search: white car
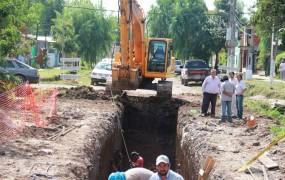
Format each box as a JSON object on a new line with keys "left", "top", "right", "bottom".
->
{"left": 175, "top": 60, "right": 182, "bottom": 74}
{"left": 90, "top": 62, "right": 112, "bottom": 85}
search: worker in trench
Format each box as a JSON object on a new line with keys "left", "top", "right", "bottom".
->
{"left": 149, "top": 155, "right": 184, "bottom": 180}
{"left": 130, "top": 151, "right": 144, "bottom": 167}
{"left": 108, "top": 167, "right": 153, "bottom": 180}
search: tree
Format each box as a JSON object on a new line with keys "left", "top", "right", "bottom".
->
{"left": 251, "top": 0, "right": 285, "bottom": 72}
{"left": 0, "top": 0, "right": 28, "bottom": 57}
{"left": 170, "top": 0, "right": 211, "bottom": 60}
{"left": 51, "top": 0, "right": 116, "bottom": 66}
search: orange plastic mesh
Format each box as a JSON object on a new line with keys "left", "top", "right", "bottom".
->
{"left": 0, "top": 82, "right": 58, "bottom": 144}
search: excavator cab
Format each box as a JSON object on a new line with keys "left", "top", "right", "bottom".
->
{"left": 144, "top": 39, "right": 175, "bottom": 98}
{"left": 146, "top": 39, "right": 174, "bottom": 75}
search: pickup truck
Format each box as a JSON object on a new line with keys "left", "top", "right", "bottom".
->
{"left": 180, "top": 59, "right": 210, "bottom": 86}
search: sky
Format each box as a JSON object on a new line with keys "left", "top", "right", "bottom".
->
{"left": 92, "top": 0, "right": 257, "bottom": 15}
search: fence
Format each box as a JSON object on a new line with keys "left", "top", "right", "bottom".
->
{"left": 0, "top": 82, "right": 59, "bottom": 144}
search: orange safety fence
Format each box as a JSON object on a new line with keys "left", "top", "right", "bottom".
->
{"left": 0, "top": 82, "right": 59, "bottom": 144}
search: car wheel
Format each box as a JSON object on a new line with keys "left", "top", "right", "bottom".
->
{"left": 15, "top": 75, "right": 26, "bottom": 84}
{"left": 95, "top": 81, "right": 99, "bottom": 85}
{"left": 90, "top": 80, "right": 94, "bottom": 85}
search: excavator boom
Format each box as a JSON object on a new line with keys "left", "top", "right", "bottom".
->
{"left": 109, "top": 0, "right": 174, "bottom": 98}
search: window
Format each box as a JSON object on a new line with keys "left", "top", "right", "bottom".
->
{"left": 14, "top": 61, "right": 29, "bottom": 69}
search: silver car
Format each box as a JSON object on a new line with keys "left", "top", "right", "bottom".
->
{"left": 0, "top": 60, "right": 40, "bottom": 84}
{"left": 90, "top": 61, "right": 112, "bottom": 85}
{"left": 175, "top": 60, "right": 183, "bottom": 74}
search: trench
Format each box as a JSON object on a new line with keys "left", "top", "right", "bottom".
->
{"left": 96, "top": 95, "right": 202, "bottom": 179}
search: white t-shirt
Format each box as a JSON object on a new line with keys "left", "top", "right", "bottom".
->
{"left": 229, "top": 77, "right": 238, "bottom": 86}
{"left": 235, "top": 80, "right": 247, "bottom": 95}
{"left": 279, "top": 63, "right": 285, "bottom": 72}
{"left": 125, "top": 168, "right": 153, "bottom": 180}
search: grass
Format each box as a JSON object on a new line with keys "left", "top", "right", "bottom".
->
{"left": 245, "top": 79, "right": 285, "bottom": 99}
{"left": 244, "top": 79, "right": 285, "bottom": 138}
{"left": 39, "top": 67, "right": 92, "bottom": 86}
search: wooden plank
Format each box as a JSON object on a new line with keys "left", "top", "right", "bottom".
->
{"left": 198, "top": 156, "right": 215, "bottom": 180}
{"left": 258, "top": 155, "right": 279, "bottom": 169}
{"left": 60, "top": 74, "right": 81, "bottom": 80}
{"left": 262, "top": 165, "right": 269, "bottom": 180}
{"left": 61, "top": 58, "right": 81, "bottom": 62}
{"left": 60, "top": 66, "right": 81, "bottom": 71}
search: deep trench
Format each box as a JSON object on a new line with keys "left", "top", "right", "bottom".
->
{"left": 97, "top": 95, "right": 191, "bottom": 179}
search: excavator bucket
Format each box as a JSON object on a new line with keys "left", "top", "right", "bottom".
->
{"left": 157, "top": 81, "right": 173, "bottom": 98}
{"left": 106, "top": 68, "right": 140, "bottom": 94}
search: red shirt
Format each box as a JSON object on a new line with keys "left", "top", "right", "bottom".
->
{"left": 133, "top": 156, "right": 144, "bottom": 167}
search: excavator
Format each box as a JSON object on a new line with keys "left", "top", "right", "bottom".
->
{"left": 109, "top": 0, "right": 175, "bottom": 98}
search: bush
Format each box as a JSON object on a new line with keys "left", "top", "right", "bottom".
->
{"left": 0, "top": 72, "right": 20, "bottom": 93}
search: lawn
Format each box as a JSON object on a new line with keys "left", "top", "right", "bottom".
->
{"left": 39, "top": 67, "right": 92, "bottom": 86}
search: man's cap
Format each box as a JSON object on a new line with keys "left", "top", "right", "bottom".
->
{"left": 108, "top": 172, "right": 125, "bottom": 180}
{"left": 156, "top": 155, "right": 170, "bottom": 165}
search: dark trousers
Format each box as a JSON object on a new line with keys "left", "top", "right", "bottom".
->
{"left": 201, "top": 92, "right": 218, "bottom": 115}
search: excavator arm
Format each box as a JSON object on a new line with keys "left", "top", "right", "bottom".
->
{"left": 109, "top": 0, "right": 174, "bottom": 98}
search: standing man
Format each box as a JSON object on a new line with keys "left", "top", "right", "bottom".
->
{"left": 149, "top": 155, "right": 184, "bottom": 180}
{"left": 229, "top": 71, "right": 238, "bottom": 117}
{"left": 130, "top": 151, "right": 144, "bottom": 167}
{"left": 279, "top": 58, "right": 285, "bottom": 81}
{"left": 201, "top": 69, "right": 221, "bottom": 117}
{"left": 108, "top": 167, "right": 153, "bottom": 180}
{"left": 235, "top": 73, "right": 247, "bottom": 120}
{"left": 220, "top": 75, "right": 236, "bottom": 123}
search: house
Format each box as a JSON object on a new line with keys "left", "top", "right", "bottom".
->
{"left": 239, "top": 27, "right": 260, "bottom": 74}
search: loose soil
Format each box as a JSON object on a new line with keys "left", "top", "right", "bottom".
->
{"left": 0, "top": 77, "right": 284, "bottom": 180}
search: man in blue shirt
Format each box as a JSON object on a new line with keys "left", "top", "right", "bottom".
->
{"left": 149, "top": 155, "right": 184, "bottom": 180}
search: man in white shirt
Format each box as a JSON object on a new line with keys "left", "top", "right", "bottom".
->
{"left": 108, "top": 167, "right": 153, "bottom": 180}
{"left": 229, "top": 71, "right": 238, "bottom": 117}
{"left": 279, "top": 58, "right": 285, "bottom": 81}
{"left": 149, "top": 155, "right": 184, "bottom": 180}
{"left": 235, "top": 73, "right": 247, "bottom": 120}
{"left": 201, "top": 69, "right": 221, "bottom": 117}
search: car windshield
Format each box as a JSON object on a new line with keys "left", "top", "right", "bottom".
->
{"left": 176, "top": 61, "right": 182, "bottom": 65}
{"left": 186, "top": 61, "right": 208, "bottom": 68}
{"left": 95, "top": 63, "right": 111, "bottom": 70}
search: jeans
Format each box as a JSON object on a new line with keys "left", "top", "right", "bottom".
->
{"left": 221, "top": 101, "right": 232, "bottom": 122}
{"left": 236, "top": 95, "right": 244, "bottom": 119}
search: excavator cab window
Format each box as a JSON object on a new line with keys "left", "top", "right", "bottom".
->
{"left": 147, "top": 40, "right": 167, "bottom": 73}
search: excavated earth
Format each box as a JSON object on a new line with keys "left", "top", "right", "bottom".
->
{"left": 0, "top": 78, "right": 285, "bottom": 180}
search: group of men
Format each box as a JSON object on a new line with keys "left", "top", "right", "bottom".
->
{"left": 201, "top": 69, "right": 247, "bottom": 123}
{"left": 108, "top": 154, "right": 184, "bottom": 180}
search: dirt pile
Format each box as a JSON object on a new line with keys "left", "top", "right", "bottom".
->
{"left": 58, "top": 86, "right": 111, "bottom": 100}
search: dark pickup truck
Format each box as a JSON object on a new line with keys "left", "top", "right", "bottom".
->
{"left": 180, "top": 59, "right": 210, "bottom": 86}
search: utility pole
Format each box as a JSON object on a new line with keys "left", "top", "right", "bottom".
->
{"left": 269, "top": 27, "right": 275, "bottom": 89}
{"left": 226, "top": 0, "right": 237, "bottom": 74}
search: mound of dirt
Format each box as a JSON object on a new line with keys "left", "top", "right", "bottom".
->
{"left": 58, "top": 86, "right": 111, "bottom": 100}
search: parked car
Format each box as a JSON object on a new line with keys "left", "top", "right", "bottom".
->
{"left": 90, "top": 61, "right": 112, "bottom": 85}
{"left": 0, "top": 60, "right": 40, "bottom": 84}
{"left": 174, "top": 60, "right": 183, "bottom": 74}
{"left": 180, "top": 59, "right": 210, "bottom": 86}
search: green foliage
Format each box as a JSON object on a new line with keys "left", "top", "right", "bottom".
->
{"left": 0, "top": 0, "right": 28, "bottom": 57}
{"left": 0, "top": 72, "right": 20, "bottom": 93}
{"left": 51, "top": 1, "right": 116, "bottom": 67}
{"left": 245, "top": 79, "right": 285, "bottom": 137}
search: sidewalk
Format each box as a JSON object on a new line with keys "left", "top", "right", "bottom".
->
{"left": 251, "top": 74, "right": 285, "bottom": 83}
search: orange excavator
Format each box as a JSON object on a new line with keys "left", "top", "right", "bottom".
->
{"left": 110, "top": 0, "right": 174, "bottom": 98}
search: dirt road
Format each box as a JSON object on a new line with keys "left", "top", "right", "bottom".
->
{"left": 0, "top": 76, "right": 284, "bottom": 179}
